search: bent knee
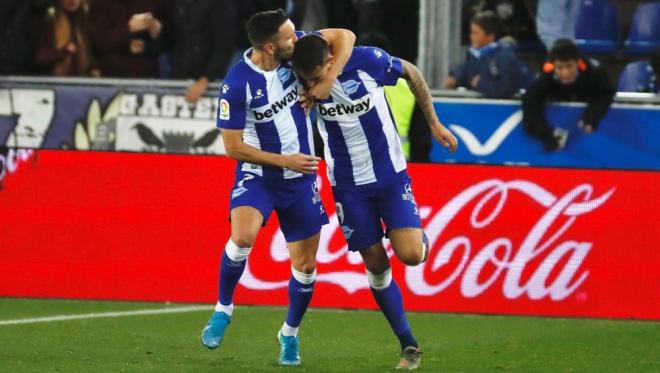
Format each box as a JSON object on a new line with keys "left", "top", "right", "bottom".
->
{"left": 396, "top": 246, "right": 424, "bottom": 266}
{"left": 291, "top": 256, "right": 317, "bottom": 274}
{"left": 231, "top": 233, "right": 257, "bottom": 248}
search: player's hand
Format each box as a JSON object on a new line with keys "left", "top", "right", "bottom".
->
{"left": 283, "top": 153, "right": 321, "bottom": 174}
{"left": 431, "top": 122, "right": 458, "bottom": 153}
{"left": 299, "top": 90, "right": 315, "bottom": 115}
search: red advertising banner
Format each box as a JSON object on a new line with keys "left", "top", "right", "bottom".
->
{"left": 1, "top": 149, "right": 658, "bottom": 319}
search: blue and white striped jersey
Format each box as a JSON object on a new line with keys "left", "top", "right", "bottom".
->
{"left": 216, "top": 44, "right": 314, "bottom": 182}
{"left": 315, "top": 46, "right": 407, "bottom": 187}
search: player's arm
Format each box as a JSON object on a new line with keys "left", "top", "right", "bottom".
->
{"left": 305, "top": 28, "right": 356, "bottom": 100}
{"left": 221, "top": 129, "right": 320, "bottom": 174}
{"left": 400, "top": 59, "right": 458, "bottom": 152}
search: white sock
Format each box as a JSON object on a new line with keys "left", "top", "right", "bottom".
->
{"left": 291, "top": 266, "right": 316, "bottom": 285}
{"left": 215, "top": 301, "right": 234, "bottom": 316}
{"left": 225, "top": 239, "right": 251, "bottom": 262}
{"left": 281, "top": 322, "right": 299, "bottom": 337}
{"left": 366, "top": 267, "right": 393, "bottom": 290}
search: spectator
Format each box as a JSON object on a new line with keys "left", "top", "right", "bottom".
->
{"left": 522, "top": 39, "right": 615, "bottom": 151}
{"left": 461, "top": 0, "right": 538, "bottom": 47}
{"left": 444, "top": 11, "right": 529, "bottom": 99}
{"left": 89, "top": 0, "right": 165, "bottom": 78}
{"left": 535, "top": 0, "right": 580, "bottom": 50}
{"left": 34, "top": 0, "right": 100, "bottom": 77}
{"left": 0, "top": 0, "right": 53, "bottom": 75}
{"left": 162, "top": 0, "right": 235, "bottom": 102}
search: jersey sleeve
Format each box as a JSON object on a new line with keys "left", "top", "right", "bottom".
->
{"left": 216, "top": 74, "right": 247, "bottom": 130}
{"left": 362, "top": 47, "right": 404, "bottom": 86}
{"left": 295, "top": 30, "right": 323, "bottom": 39}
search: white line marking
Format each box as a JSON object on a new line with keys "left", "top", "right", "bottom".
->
{"left": 0, "top": 305, "right": 210, "bottom": 326}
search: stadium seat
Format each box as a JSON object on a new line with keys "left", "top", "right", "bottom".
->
{"left": 617, "top": 60, "right": 654, "bottom": 92}
{"left": 574, "top": 0, "right": 619, "bottom": 54}
{"left": 625, "top": 2, "right": 660, "bottom": 55}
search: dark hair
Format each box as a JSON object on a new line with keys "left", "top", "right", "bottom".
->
{"left": 471, "top": 10, "right": 500, "bottom": 36}
{"left": 549, "top": 39, "right": 580, "bottom": 61}
{"left": 245, "top": 9, "right": 289, "bottom": 47}
{"left": 291, "top": 34, "right": 330, "bottom": 74}
{"left": 357, "top": 31, "right": 393, "bottom": 51}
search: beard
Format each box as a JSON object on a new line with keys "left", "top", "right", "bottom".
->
{"left": 274, "top": 45, "right": 294, "bottom": 62}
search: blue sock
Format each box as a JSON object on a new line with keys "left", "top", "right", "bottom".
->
{"left": 218, "top": 251, "right": 246, "bottom": 307}
{"left": 371, "top": 280, "right": 418, "bottom": 350}
{"left": 285, "top": 275, "right": 315, "bottom": 328}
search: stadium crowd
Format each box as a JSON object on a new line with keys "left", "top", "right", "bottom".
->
{"left": 0, "top": 0, "right": 658, "bottom": 153}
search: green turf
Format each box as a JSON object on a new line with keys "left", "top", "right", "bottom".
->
{"left": 0, "top": 298, "right": 658, "bottom": 372}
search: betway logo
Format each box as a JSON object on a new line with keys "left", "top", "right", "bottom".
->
{"left": 318, "top": 97, "right": 371, "bottom": 119}
{"left": 252, "top": 86, "right": 298, "bottom": 121}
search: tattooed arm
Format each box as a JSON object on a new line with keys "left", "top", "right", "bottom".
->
{"left": 401, "top": 59, "right": 458, "bottom": 152}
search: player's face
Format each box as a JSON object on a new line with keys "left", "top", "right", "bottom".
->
{"left": 554, "top": 59, "right": 579, "bottom": 84}
{"left": 273, "top": 20, "right": 298, "bottom": 61}
{"left": 470, "top": 23, "right": 493, "bottom": 49}
{"left": 298, "top": 58, "right": 333, "bottom": 88}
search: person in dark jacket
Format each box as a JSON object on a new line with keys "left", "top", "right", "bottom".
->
{"left": 89, "top": 0, "right": 165, "bottom": 78}
{"left": 445, "top": 10, "right": 529, "bottom": 99}
{"left": 522, "top": 38, "right": 615, "bottom": 151}
{"left": 34, "top": 0, "right": 100, "bottom": 77}
{"left": 162, "top": 0, "right": 235, "bottom": 102}
{"left": 0, "top": 0, "right": 53, "bottom": 75}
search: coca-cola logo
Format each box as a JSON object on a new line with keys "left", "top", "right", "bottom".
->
{"left": 0, "top": 148, "right": 33, "bottom": 184}
{"left": 240, "top": 179, "right": 615, "bottom": 301}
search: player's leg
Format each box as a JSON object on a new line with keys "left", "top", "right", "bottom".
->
{"left": 202, "top": 173, "right": 272, "bottom": 350}
{"left": 379, "top": 176, "right": 428, "bottom": 267}
{"left": 273, "top": 180, "right": 328, "bottom": 365}
{"left": 359, "top": 244, "right": 422, "bottom": 369}
{"left": 282, "top": 232, "right": 320, "bottom": 340}
{"left": 389, "top": 227, "right": 428, "bottom": 266}
{"left": 201, "top": 206, "right": 263, "bottom": 349}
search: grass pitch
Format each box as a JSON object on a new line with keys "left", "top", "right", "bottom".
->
{"left": 0, "top": 298, "right": 658, "bottom": 372}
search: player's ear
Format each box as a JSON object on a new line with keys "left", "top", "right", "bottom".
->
{"left": 263, "top": 42, "right": 276, "bottom": 55}
{"left": 326, "top": 54, "right": 334, "bottom": 68}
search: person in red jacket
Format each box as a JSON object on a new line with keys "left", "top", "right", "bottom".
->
{"left": 34, "top": 0, "right": 100, "bottom": 77}
{"left": 88, "top": 0, "right": 165, "bottom": 78}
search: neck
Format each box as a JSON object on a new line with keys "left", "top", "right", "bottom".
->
{"left": 250, "top": 48, "right": 279, "bottom": 71}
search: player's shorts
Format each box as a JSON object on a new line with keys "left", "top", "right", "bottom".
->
{"left": 229, "top": 171, "right": 329, "bottom": 242}
{"left": 331, "top": 171, "right": 422, "bottom": 251}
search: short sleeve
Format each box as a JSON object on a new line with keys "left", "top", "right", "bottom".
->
{"left": 216, "top": 74, "right": 247, "bottom": 130}
{"left": 362, "top": 47, "right": 404, "bottom": 86}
